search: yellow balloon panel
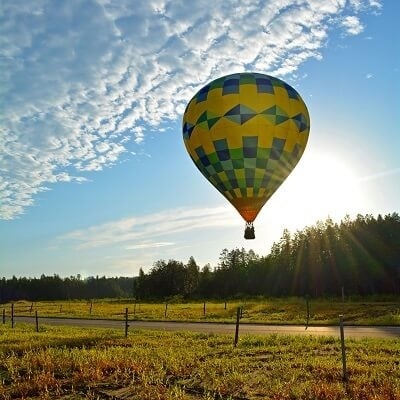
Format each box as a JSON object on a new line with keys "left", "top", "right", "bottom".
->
{"left": 182, "top": 73, "right": 310, "bottom": 222}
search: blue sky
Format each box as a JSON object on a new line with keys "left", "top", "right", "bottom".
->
{"left": 1, "top": 0, "right": 399, "bottom": 278}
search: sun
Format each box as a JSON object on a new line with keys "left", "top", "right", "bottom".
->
{"left": 299, "top": 153, "right": 362, "bottom": 216}
{"left": 263, "top": 151, "right": 367, "bottom": 232}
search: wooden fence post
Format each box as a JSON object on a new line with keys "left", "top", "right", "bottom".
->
{"left": 224, "top": 302, "right": 227, "bottom": 310}
{"left": 164, "top": 303, "right": 168, "bottom": 318}
{"left": 305, "top": 296, "right": 310, "bottom": 329}
{"left": 89, "top": 302, "right": 93, "bottom": 315}
{"left": 11, "top": 304, "right": 14, "bottom": 328}
{"left": 133, "top": 301, "right": 136, "bottom": 316}
{"left": 203, "top": 302, "right": 206, "bottom": 316}
{"left": 35, "top": 311, "right": 39, "bottom": 332}
{"left": 339, "top": 314, "right": 347, "bottom": 382}
{"left": 30, "top": 302, "right": 34, "bottom": 313}
{"left": 125, "top": 308, "right": 129, "bottom": 338}
{"left": 2, "top": 308, "right": 5, "bottom": 324}
{"left": 234, "top": 307, "right": 241, "bottom": 347}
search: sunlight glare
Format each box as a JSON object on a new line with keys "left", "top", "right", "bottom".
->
{"left": 262, "top": 152, "right": 367, "bottom": 233}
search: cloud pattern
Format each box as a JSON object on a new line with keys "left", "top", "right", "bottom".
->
{"left": 59, "top": 206, "right": 238, "bottom": 249}
{"left": 0, "top": 0, "right": 381, "bottom": 219}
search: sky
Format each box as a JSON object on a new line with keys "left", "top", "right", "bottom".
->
{"left": 1, "top": 0, "right": 399, "bottom": 279}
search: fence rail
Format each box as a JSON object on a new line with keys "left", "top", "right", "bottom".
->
{"left": 0, "top": 300, "right": 237, "bottom": 321}
{"left": 1, "top": 298, "right": 399, "bottom": 327}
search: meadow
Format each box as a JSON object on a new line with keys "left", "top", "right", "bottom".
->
{"left": 0, "top": 323, "right": 399, "bottom": 399}
{"left": 3, "top": 297, "right": 400, "bottom": 326}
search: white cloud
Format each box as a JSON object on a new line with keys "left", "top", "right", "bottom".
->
{"left": 0, "top": 0, "right": 381, "bottom": 219}
{"left": 59, "top": 206, "right": 239, "bottom": 249}
{"left": 358, "top": 167, "right": 400, "bottom": 182}
{"left": 341, "top": 15, "right": 364, "bottom": 35}
{"left": 126, "top": 242, "right": 174, "bottom": 250}
{"left": 366, "top": 73, "right": 373, "bottom": 79}
{"left": 348, "top": 0, "right": 382, "bottom": 11}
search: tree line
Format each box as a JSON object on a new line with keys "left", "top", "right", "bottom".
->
{"left": 0, "top": 275, "right": 134, "bottom": 302}
{"left": 1, "top": 213, "right": 399, "bottom": 302}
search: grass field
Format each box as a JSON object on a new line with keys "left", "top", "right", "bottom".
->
{"left": 3, "top": 297, "right": 400, "bottom": 326}
{"left": 0, "top": 323, "right": 399, "bottom": 399}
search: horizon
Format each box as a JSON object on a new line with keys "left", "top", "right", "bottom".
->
{"left": 2, "top": 211, "right": 398, "bottom": 280}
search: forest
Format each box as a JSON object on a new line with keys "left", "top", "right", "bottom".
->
{"left": 1, "top": 213, "right": 399, "bottom": 302}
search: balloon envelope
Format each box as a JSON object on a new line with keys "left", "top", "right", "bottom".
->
{"left": 182, "top": 72, "right": 310, "bottom": 223}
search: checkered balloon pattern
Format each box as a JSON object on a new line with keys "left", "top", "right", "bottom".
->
{"left": 182, "top": 73, "right": 310, "bottom": 223}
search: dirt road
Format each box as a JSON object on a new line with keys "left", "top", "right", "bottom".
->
{"left": 13, "top": 316, "right": 400, "bottom": 338}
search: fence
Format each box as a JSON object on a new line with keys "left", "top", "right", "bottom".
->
{"left": 0, "top": 301, "right": 350, "bottom": 381}
{"left": 0, "top": 300, "right": 240, "bottom": 321}
{"left": 1, "top": 297, "right": 397, "bottom": 326}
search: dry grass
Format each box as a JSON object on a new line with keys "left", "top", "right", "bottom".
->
{"left": 3, "top": 297, "right": 399, "bottom": 326}
{"left": 0, "top": 323, "right": 399, "bottom": 399}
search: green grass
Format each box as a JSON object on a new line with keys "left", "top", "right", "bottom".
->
{"left": 0, "top": 323, "right": 399, "bottom": 399}
{"left": 4, "top": 297, "right": 400, "bottom": 326}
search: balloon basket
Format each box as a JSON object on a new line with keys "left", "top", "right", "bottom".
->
{"left": 244, "top": 222, "right": 255, "bottom": 240}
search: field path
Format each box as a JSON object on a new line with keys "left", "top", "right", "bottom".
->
{"left": 14, "top": 316, "right": 400, "bottom": 338}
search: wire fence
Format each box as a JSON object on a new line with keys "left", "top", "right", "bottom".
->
{"left": 0, "top": 300, "right": 242, "bottom": 322}
{"left": 1, "top": 297, "right": 399, "bottom": 326}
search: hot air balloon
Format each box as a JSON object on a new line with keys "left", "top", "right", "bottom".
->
{"left": 182, "top": 72, "right": 310, "bottom": 239}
